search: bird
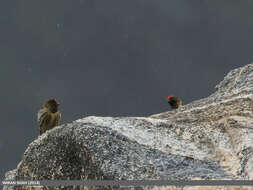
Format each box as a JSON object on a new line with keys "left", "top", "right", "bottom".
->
{"left": 167, "top": 95, "right": 182, "bottom": 109}
{"left": 37, "top": 99, "right": 61, "bottom": 135}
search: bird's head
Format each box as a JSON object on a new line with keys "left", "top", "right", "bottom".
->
{"left": 167, "top": 96, "right": 173, "bottom": 101}
{"left": 46, "top": 99, "right": 60, "bottom": 113}
{"left": 167, "top": 95, "right": 182, "bottom": 109}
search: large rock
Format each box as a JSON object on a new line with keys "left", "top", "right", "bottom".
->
{"left": 3, "top": 64, "right": 253, "bottom": 190}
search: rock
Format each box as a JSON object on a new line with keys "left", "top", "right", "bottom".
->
{"left": 3, "top": 64, "right": 253, "bottom": 190}
{"left": 151, "top": 64, "right": 253, "bottom": 180}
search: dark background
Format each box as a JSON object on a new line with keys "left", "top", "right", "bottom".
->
{"left": 1, "top": 0, "right": 253, "bottom": 178}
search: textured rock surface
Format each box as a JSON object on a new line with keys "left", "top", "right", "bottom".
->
{"left": 3, "top": 64, "right": 253, "bottom": 190}
{"left": 151, "top": 64, "right": 253, "bottom": 180}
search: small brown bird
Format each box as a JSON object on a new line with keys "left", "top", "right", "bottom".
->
{"left": 167, "top": 95, "right": 182, "bottom": 109}
{"left": 37, "top": 99, "right": 61, "bottom": 135}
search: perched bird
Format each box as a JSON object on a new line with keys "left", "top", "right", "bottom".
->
{"left": 37, "top": 99, "right": 61, "bottom": 135}
{"left": 167, "top": 95, "right": 182, "bottom": 109}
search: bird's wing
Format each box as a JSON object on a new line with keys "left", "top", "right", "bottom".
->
{"left": 58, "top": 112, "right": 61, "bottom": 121}
{"left": 55, "top": 111, "right": 61, "bottom": 125}
{"left": 37, "top": 108, "right": 47, "bottom": 123}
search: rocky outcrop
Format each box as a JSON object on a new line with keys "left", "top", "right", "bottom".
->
{"left": 3, "top": 64, "right": 253, "bottom": 190}
{"left": 151, "top": 64, "right": 253, "bottom": 180}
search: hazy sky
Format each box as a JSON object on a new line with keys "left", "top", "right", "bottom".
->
{"left": 1, "top": 0, "right": 253, "bottom": 177}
